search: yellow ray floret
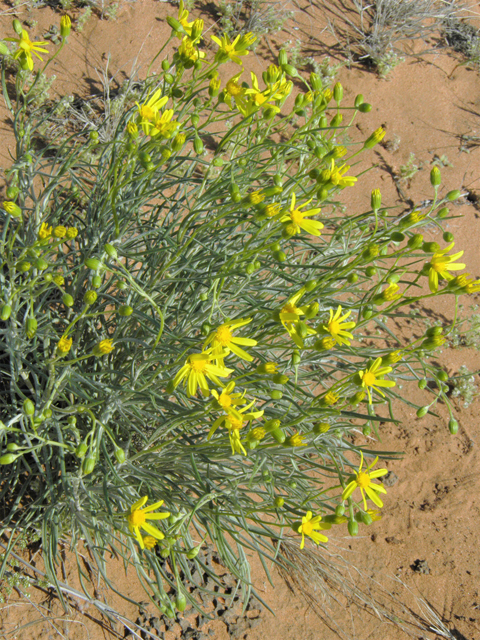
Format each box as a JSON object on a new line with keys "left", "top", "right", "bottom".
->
{"left": 135, "top": 89, "right": 168, "bottom": 135}
{"left": 297, "top": 511, "right": 330, "bottom": 549}
{"left": 204, "top": 318, "right": 257, "bottom": 364}
{"left": 320, "top": 305, "right": 356, "bottom": 346}
{"left": 6, "top": 29, "right": 49, "bottom": 71}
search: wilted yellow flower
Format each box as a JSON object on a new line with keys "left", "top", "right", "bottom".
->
{"left": 60, "top": 15, "right": 71, "bottom": 37}
{"left": 211, "top": 32, "right": 256, "bottom": 65}
{"left": 57, "top": 336, "right": 72, "bottom": 354}
{"left": 150, "top": 109, "right": 180, "bottom": 139}
{"left": 95, "top": 339, "right": 114, "bottom": 356}
{"left": 329, "top": 160, "right": 357, "bottom": 188}
{"left": 38, "top": 222, "right": 52, "bottom": 239}
{"left": 143, "top": 536, "right": 158, "bottom": 550}
{"left": 265, "top": 203, "right": 281, "bottom": 217}
{"left": 178, "top": 36, "right": 206, "bottom": 64}
{"left": 54, "top": 225, "right": 67, "bottom": 238}
{"left": 66, "top": 227, "right": 78, "bottom": 239}
{"left": 53, "top": 274, "right": 65, "bottom": 286}
{"left": 135, "top": 89, "right": 168, "bottom": 135}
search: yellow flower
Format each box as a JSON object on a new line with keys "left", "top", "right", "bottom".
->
{"left": 342, "top": 453, "right": 388, "bottom": 509}
{"left": 173, "top": 350, "right": 233, "bottom": 397}
{"left": 224, "top": 71, "right": 246, "bottom": 108}
{"left": 178, "top": 36, "right": 206, "bottom": 64}
{"left": 357, "top": 357, "right": 396, "bottom": 403}
{"left": 208, "top": 388, "right": 263, "bottom": 456}
{"left": 279, "top": 288, "right": 316, "bottom": 349}
{"left": 135, "top": 89, "right": 168, "bottom": 135}
{"left": 281, "top": 192, "right": 323, "bottom": 237}
{"left": 54, "top": 225, "right": 67, "bottom": 238}
{"left": 150, "top": 109, "right": 180, "bottom": 139}
{"left": 66, "top": 227, "right": 78, "bottom": 239}
{"left": 427, "top": 243, "right": 466, "bottom": 293}
{"left": 57, "top": 336, "right": 72, "bottom": 354}
{"left": 318, "top": 391, "right": 339, "bottom": 407}
{"left": 177, "top": 0, "right": 194, "bottom": 36}
{"left": 320, "top": 305, "right": 356, "bottom": 346}
{"left": 375, "top": 283, "right": 402, "bottom": 305}
{"left": 211, "top": 33, "right": 256, "bottom": 65}
{"left": 204, "top": 318, "right": 257, "bottom": 364}
{"left": 95, "top": 339, "right": 114, "bottom": 356}
{"left": 329, "top": 160, "right": 357, "bottom": 188}
{"left": 248, "top": 191, "right": 265, "bottom": 206}
{"left": 3, "top": 201, "right": 22, "bottom": 217}
{"left": 127, "top": 496, "right": 170, "bottom": 550}
{"left": 265, "top": 203, "right": 281, "bottom": 217}
{"left": 38, "top": 222, "right": 53, "bottom": 240}
{"left": 6, "top": 29, "right": 49, "bottom": 71}
{"left": 126, "top": 121, "right": 139, "bottom": 139}
{"left": 297, "top": 511, "right": 329, "bottom": 550}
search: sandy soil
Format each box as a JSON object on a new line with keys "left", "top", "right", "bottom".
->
{"left": 1, "top": 1, "right": 480, "bottom": 638}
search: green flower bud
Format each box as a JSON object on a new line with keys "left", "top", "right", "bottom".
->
{"left": 291, "top": 349, "right": 301, "bottom": 365}
{"left": 390, "top": 231, "right": 405, "bottom": 243}
{"left": 362, "top": 308, "right": 373, "bottom": 320}
{"left": 166, "top": 16, "right": 183, "bottom": 31}
{"left": 310, "top": 72, "right": 322, "bottom": 91}
{"left": 118, "top": 305, "right": 133, "bottom": 317}
{"left": 362, "top": 245, "right": 379, "bottom": 261}
{"left": 172, "top": 133, "right": 186, "bottom": 152}
{"left": 446, "top": 189, "right": 461, "bottom": 201}
{"left": 364, "top": 127, "right": 385, "bottom": 149}
{"left": 418, "top": 378, "right": 427, "bottom": 389}
{"left": 23, "top": 399, "right": 35, "bottom": 416}
{"left": 448, "top": 418, "right": 459, "bottom": 435}
{"left": 35, "top": 258, "right": 49, "bottom": 271}
{"left": 270, "top": 389, "right": 283, "bottom": 400}
{"left": 114, "top": 448, "right": 125, "bottom": 463}
{"left": 161, "top": 59, "right": 170, "bottom": 71}
{"left": 437, "top": 370, "right": 448, "bottom": 382}
{"left": 362, "top": 425, "right": 372, "bottom": 436}
{"left": 371, "top": 189, "right": 381, "bottom": 210}
{"left": 304, "top": 279, "right": 317, "bottom": 292}
{"left": 422, "top": 242, "right": 440, "bottom": 253}
{"left": 426, "top": 326, "right": 443, "bottom": 336}
{"left": 274, "top": 496, "right": 285, "bottom": 508}
{"left": 347, "top": 273, "right": 358, "bottom": 284}
{"left": 332, "top": 82, "right": 343, "bottom": 103}
{"left": 304, "top": 302, "right": 319, "bottom": 319}
{"left": 278, "top": 49, "right": 288, "bottom": 65}
{"left": 349, "top": 391, "right": 365, "bottom": 405}
{"left": 186, "top": 544, "right": 201, "bottom": 559}
{"left": 282, "top": 63, "right": 298, "bottom": 77}
{"left": 319, "top": 115, "right": 329, "bottom": 129}
{"left": 6, "top": 186, "right": 19, "bottom": 199}
{"left": 407, "top": 233, "right": 423, "bottom": 249}
{"left": 62, "top": 293, "right": 74, "bottom": 307}
{"left": 104, "top": 243, "right": 117, "bottom": 259}
{"left": 1, "top": 304, "right": 12, "bottom": 321}
{"left": 13, "top": 19, "right": 23, "bottom": 35}
{"left": 437, "top": 207, "right": 449, "bottom": 218}
{"left": 83, "top": 290, "right": 97, "bottom": 305}
{"left": 92, "top": 275, "right": 102, "bottom": 288}
{"left": 430, "top": 166, "right": 441, "bottom": 187}
{"left": 83, "top": 456, "right": 96, "bottom": 475}
{"left": 273, "top": 250, "right": 286, "bottom": 262}
{"left": 443, "top": 231, "right": 454, "bottom": 242}
{"left": 75, "top": 443, "right": 88, "bottom": 458}
{"left": 26, "top": 317, "right": 37, "bottom": 339}
{"left": 17, "top": 261, "right": 31, "bottom": 273}
{"left": 85, "top": 258, "right": 102, "bottom": 270}
{"left": 245, "top": 263, "right": 255, "bottom": 275}
{"left": 194, "top": 136, "right": 204, "bottom": 154}
{"left": 264, "top": 419, "right": 281, "bottom": 432}
{"left": 335, "top": 504, "right": 345, "bottom": 516}
{"left": 416, "top": 406, "right": 429, "bottom": 418}
{"left": 348, "top": 519, "right": 358, "bottom": 537}
{"left": 0, "top": 453, "right": 18, "bottom": 465}
{"left": 330, "top": 114, "right": 343, "bottom": 128}
{"left": 312, "top": 422, "right": 330, "bottom": 434}
{"left": 365, "top": 266, "right": 377, "bottom": 277}
{"left": 358, "top": 103, "right": 372, "bottom": 112}
{"left": 6, "top": 443, "right": 20, "bottom": 452}
{"left": 296, "top": 321, "right": 309, "bottom": 339}
{"left": 271, "top": 428, "right": 286, "bottom": 444}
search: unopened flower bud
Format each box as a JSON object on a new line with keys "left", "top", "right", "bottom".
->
{"left": 416, "top": 406, "right": 429, "bottom": 418}
{"left": 430, "top": 166, "right": 441, "bottom": 187}
{"left": 257, "top": 362, "right": 278, "bottom": 375}
{"left": 273, "top": 373, "right": 289, "bottom": 385}
{"left": 172, "top": 133, "right": 186, "bottom": 151}
{"left": 83, "top": 290, "right": 97, "bottom": 305}
{"left": 314, "top": 337, "right": 335, "bottom": 351}
{"left": 85, "top": 258, "right": 102, "bottom": 270}
{"left": 371, "top": 189, "right": 381, "bottom": 211}
{"left": 26, "top": 317, "right": 37, "bottom": 339}
{"left": 446, "top": 189, "right": 461, "bottom": 201}
{"left": 13, "top": 19, "right": 23, "bottom": 35}
{"left": 422, "top": 241, "right": 440, "bottom": 253}
{"left": 362, "top": 245, "right": 379, "bottom": 261}
{"left": 407, "top": 233, "right": 423, "bottom": 249}
{"left": 104, "top": 243, "right": 117, "bottom": 259}
{"left": 310, "top": 72, "right": 322, "bottom": 91}
{"left": 166, "top": 16, "right": 183, "bottom": 32}
{"left": 23, "top": 399, "right": 35, "bottom": 416}
{"left": 209, "top": 74, "right": 221, "bottom": 97}
{"left": 114, "top": 447, "right": 125, "bottom": 463}
{"left": 448, "top": 418, "right": 459, "bottom": 434}
{"left": 364, "top": 127, "right": 385, "bottom": 149}
{"left": 83, "top": 456, "right": 96, "bottom": 475}
{"left": 333, "top": 82, "right": 343, "bottom": 103}
{"left": 312, "top": 422, "right": 330, "bottom": 434}
{"left": 3, "top": 200, "right": 22, "bottom": 217}
{"left": 0, "top": 453, "right": 18, "bottom": 465}
{"left": 62, "top": 293, "right": 74, "bottom": 307}
{"left": 278, "top": 49, "right": 288, "bottom": 65}
{"left": 60, "top": 14, "right": 71, "bottom": 37}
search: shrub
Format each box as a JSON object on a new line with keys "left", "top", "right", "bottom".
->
{"left": 0, "top": 5, "right": 476, "bottom": 620}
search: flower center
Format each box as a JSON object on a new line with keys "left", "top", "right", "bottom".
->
{"left": 431, "top": 258, "right": 445, "bottom": 273}
{"left": 139, "top": 105, "right": 155, "bottom": 120}
{"left": 218, "top": 393, "right": 232, "bottom": 409}
{"left": 290, "top": 209, "right": 304, "bottom": 225}
{"left": 190, "top": 358, "right": 207, "bottom": 372}
{"left": 328, "top": 320, "right": 340, "bottom": 335}
{"left": 281, "top": 303, "right": 300, "bottom": 316}
{"left": 362, "top": 371, "right": 377, "bottom": 387}
{"left": 128, "top": 509, "right": 146, "bottom": 527}
{"left": 228, "top": 415, "right": 243, "bottom": 430}
{"left": 356, "top": 472, "right": 371, "bottom": 489}
{"left": 216, "top": 326, "right": 233, "bottom": 346}
{"left": 254, "top": 93, "right": 268, "bottom": 106}
{"left": 227, "top": 81, "right": 243, "bottom": 96}
{"left": 302, "top": 520, "right": 314, "bottom": 536}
